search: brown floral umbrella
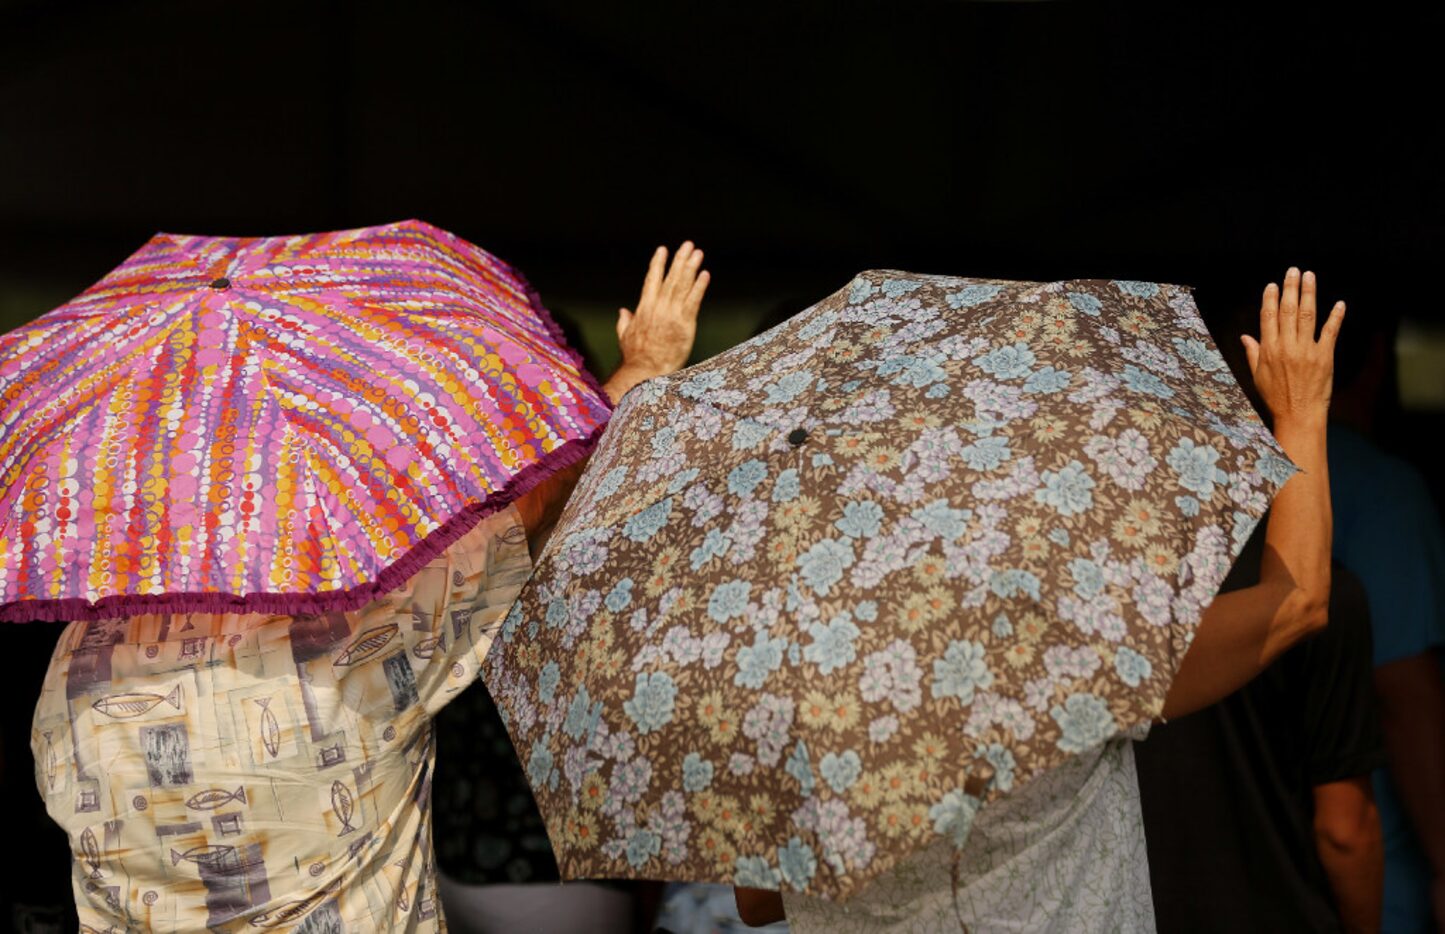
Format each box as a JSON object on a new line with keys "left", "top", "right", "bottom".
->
{"left": 483, "top": 271, "right": 1293, "bottom": 899}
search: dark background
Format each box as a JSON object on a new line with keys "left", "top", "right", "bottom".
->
{"left": 4, "top": 2, "right": 1442, "bottom": 352}
{"left": 1, "top": 2, "right": 1441, "bottom": 928}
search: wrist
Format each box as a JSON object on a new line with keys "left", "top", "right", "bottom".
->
{"left": 602, "top": 362, "right": 662, "bottom": 405}
{"left": 1270, "top": 409, "right": 1329, "bottom": 437}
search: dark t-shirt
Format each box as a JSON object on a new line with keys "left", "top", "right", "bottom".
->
{"left": 1134, "top": 522, "right": 1386, "bottom": 933}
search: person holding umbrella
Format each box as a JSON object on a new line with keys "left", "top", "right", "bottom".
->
{"left": 736, "top": 268, "right": 1345, "bottom": 931}
{"left": 6, "top": 223, "right": 708, "bottom": 932}
{"left": 480, "top": 260, "right": 1343, "bottom": 932}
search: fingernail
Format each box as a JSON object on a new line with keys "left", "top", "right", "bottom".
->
{"left": 1287, "top": 267, "right": 1299, "bottom": 277}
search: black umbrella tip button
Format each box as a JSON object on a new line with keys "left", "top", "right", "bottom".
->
{"left": 209, "top": 277, "right": 231, "bottom": 290}
{"left": 787, "top": 428, "right": 809, "bottom": 446}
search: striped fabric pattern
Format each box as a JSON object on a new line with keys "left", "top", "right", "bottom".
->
{"left": 0, "top": 219, "right": 609, "bottom": 621}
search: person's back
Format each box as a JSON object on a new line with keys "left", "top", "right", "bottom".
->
{"left": 1134, "top": 522, "right": 1385, "bottom": 932}
{"left": 31, "top": 506, "right": 530, "bottom": 932}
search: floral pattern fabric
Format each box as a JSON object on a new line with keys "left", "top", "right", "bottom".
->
{"left": 485, "top": 271, "right": 1293, "bottom": 900}
{"left": 782, "top": 738, "right": 1155, "bottom": 933}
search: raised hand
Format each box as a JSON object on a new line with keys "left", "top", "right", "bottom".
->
{"left": 1240, "top": 268, "right": 1345, "bottom": 429}
{"left": 604, "top": 242, "right": 709, "bottom": 403}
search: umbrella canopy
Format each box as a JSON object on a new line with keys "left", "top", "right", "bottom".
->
{"left": 484, "top": 270, "right": 1294, "bottom": 899}
{"left": 0, "top": 219, "right": 610, "bottom": 621}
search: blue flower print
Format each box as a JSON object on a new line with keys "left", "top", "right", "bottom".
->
{"left": 624, "top": 672, "right": 678, "bottom": 734}
{"left": 960, "top": 435, "right": 1011, "bottom": 471}
{"left": 502, "top": 601, "right": 524, "bottom": 640}
{"left": 604, "top": 578, "right": 634, "bottom": 613}
{"left": 734, "top": 631, "right": 786, "bottom": 689}
{"left": 991, "top": 612, "right": 1013, "bottom": 638}
{"left": 797, "top": 538, "right": 856, "bottom": 595}
{"left": 728, "top": 460, "right": 768, "bottom": 497}
{"left": 596, "top": 466, "right": 628, "bottom": 499}
{"left": 538, "top": 661, "right": 561, "bottom": 704}
{"left": 785, "top": 741, "right": 814, "bottom": 795}
{"left": 732, "top": 419, "right": 771, "bottom": 450}
{"left": 1121, "top": 364, "right": 1175, "bottom": 399}
{"left": 667, "top": 467, "right": 700, "bottom": 494}
{"left": 819, "top": 750, "right": 863, "bottom": 793}
{"left": 778, "top": 838, "right": 818, "bottom": 889}
{"left": 974, "top": 342, "right": 1036, "bottom": 379}
{"left": 623, "top": 497, "right": 673, "bottom": 542}
{"left": 1047, "top": 527, "right": 1071, "bottom": 547}
{"left": 1167, "top": 437, "right": 1227, "bottom": 498}
{"left": 734, "top": 857, "right": 781, "bottom": 889}
{"left": 979, "top": 743, "right": 1017, "bottom": 792}
{"left": 882, "top": 277, "right": 923, "bottom": 298}
{"left": 1067, "top": 292, "right": 1103, "bottom": 316}
{"left": 1257, "top": 451, "right": 1296, "bottom": 486}
{"left": 1175, "top": 495, "right": 1200, "bottom": 517}
{"left": 913, "top": 499, "right": 971, "bottom": 540}
{"left": 678, "top": 370, "right": 727, "bottom": 399}
{"left": 772, "top": 468, "right": 801, "bottom": 502}
{"left": 690, "top": 529, "right": 731, "bottom": 570}
{"left": 1068, "top": 557, "right": 1106, "bottom": 600}
{"left": 947, "top": 284, "right": 1003, "bottom": 308}
{"left": 1113, "top": 280, "right": 1160, "bottom": 298}
{"left": 804, "top": 614, "right": 862, "bottom": 674}
{"left": 989, "top": 568, "right": 1042, "bottom": 601}
{"left": 848, "top": 278, "right": 877, "bottom": 304}
{"left": 545, "top": 596, "right": 569, "bottom": 629}
{"left": 1171, "top": 337, "right": 1225, "bottom": 373}
{"left": 835, "top": 500, "right": 884, "bottom": 538}
{"left": 925, "top": 383, "right": 950, "bottom": 399}
{"left": 650, "top": 426, "right": 679, "bottom": 457}
{"left": 682, "top": 752, "right": 714, "bottom": 792}
{"left": 527, "top": 739, "right": 558, "bottom": 791}
{"left": 931, "top": 639, "right": 994, "bottom": 703}
{"left": 1036, "top": 460, "right": 1095, "bottom": 516}
{"left": 1114, "top": 647, "right": 1152, "bottom": 687}
{"left": 563, "top": 685, "right": 601, "bottom": 740}
{"left": 1024, "top": 366, "right": 1072, "bottom": 394}
{"left": 855, "top": 600, "right": 879, "bottom": 622}
{"left": 708, "top": 580, "right": 752, "bottom": 623}
{"left": 1051, "top": 693, "right": 1117, "bottom": 753}
{"left": 929, "top": 789, "right": 980, "bottom": 847}
{"left": 877, "top": 353, "right": 947, "bottom": 388}
{"left": 625, "top": 829, "right": 661, "bottom": 869}
{"left": 765, "top": 371, "right": 814, "bottom": 405}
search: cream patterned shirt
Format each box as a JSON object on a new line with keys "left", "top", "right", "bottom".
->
{"left": 31, "top": 505, "right": 531, "bottom": 933}
{"left": 782, "top": 739, "right": 1156, "bottom": 933}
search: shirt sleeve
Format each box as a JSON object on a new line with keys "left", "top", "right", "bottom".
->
{"left": 1302, "top": 564, "right": 1389, "bottom": 786}
{"left": 400, "top": 503, "right": 533, "bottom": 718}
{"left": 1335, "top": 462, "right": 1445, "bottom": 666}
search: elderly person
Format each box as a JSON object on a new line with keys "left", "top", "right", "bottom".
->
{"left": 30, "top": 243, "right": 708, "bottom": 933}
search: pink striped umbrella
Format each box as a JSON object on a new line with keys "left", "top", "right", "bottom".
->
{"left": 0, "top": 219, "right": 610, "bottom": 621}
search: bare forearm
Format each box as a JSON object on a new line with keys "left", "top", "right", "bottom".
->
{"left": 1317, "top": 820, "right": 1384, "bottom": 931}
{"left": 1376, "top": 652, "right": 1445, "bottom": 878}
{"left": 1161, "top": 420, "right": 1331, "bottom": 719}
{"left": 1161, "top": 269, "right": 1342, "bottom": 719}
{"left": 1318, "top": 835, "right": 1383, "bottom": 933}
{"left": 1264, "top": 416, "right": 1332, "bottom": 615}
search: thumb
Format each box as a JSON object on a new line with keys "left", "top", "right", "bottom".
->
{"left": 616, "top": 308, "right": 634, "bottom": 343}
{"left": 1240, "top": 335, "right": 1260, "bottom": 374}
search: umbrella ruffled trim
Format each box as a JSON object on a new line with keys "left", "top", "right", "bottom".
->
{"left": 0, "top": 424, "right": 605, "bottom": 624}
